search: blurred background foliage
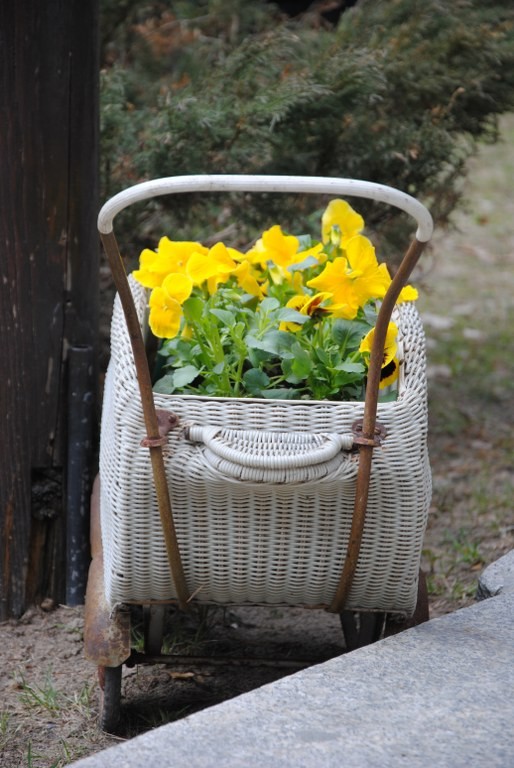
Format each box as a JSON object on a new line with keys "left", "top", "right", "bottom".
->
{"left": 99, "top": 0, "right": 514, "bottom": 263}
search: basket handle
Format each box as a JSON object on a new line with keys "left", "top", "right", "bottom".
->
{"left": 98, "top": 174, "right": 433, "bottom": 242}
{"left": 98, "top": 175, "right": 433, "bottom": 615}
{"left": 186, "top": 425, "right": 355, "bottom": 470}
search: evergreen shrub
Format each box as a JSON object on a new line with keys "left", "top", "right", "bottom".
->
{"left": 100, "top": 0, "right": 514, "bottom": 260}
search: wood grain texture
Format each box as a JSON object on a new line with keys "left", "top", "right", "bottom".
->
{"left": 0, "top": 0, "right": 99, "bottom": 618}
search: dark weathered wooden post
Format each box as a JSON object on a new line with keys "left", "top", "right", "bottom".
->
{"left": 0, "top": 1, "right": 99, "bottom": 618}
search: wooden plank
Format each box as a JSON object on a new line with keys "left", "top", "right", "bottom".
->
{"left": 0, "top": 1, "right": 99, "bottom": 618}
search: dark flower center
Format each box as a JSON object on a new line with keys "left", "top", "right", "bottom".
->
{"left": 380, "top": 358, "right": 397, "bottom": 381}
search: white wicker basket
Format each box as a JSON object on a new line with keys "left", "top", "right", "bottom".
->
{"left": 100, "top": 276, "right": 431, "bottom": 614}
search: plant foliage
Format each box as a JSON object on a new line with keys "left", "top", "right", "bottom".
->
{"left": 135, "top": 198, "right": 410, "bottom": 400}
{"left": 100, "top": 0, "right": 514, "bottom": 258}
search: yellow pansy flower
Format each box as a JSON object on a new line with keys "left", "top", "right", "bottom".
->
{"left": 322, "top": 199, "right": 364, "bottom": 246}
{"left": 344, "top": 235, "right": 392, "bottom": 305}
{"left": 225, "top": 246, "right": 247, "bottom": 263}
{"left": 359, "top": 321, "right": 399, "bottom": 388}
{"left": 186, "top": 242, "right": 237, "bottom": 293}
{"left": 306, "top": 258, "right": 360, "bottom": 319}
{"left": 148, "top": 290, "right": 182, "bottom": 339}
{"left": 233, "top": 260, "right": 265, "bottom": 298}
{"left": 247, "top": 225, "right": 298, "bottom": 268}
{"left": 291, "top": 270, "right": 305, "bottom": 294}
{"left": 279, "top": 292, "right": 332, "bottom": 332}
{"left": 133, "top": 237, "right": 207, "bottom": 288}
{"left": 133, "top": 196, "right": 413, "bottom": 401}
{"left": 147, "top": 272, "right": 193, "bottom": 339}
{"left": 397, "top": 284, "right": 419, "bottom": 302}
{"left": 162, "top": 272, "right": 194, "bottom": 303}
{"left": 181, "top": 323, "right": 193, "bottom": 340}
{"left": 247, "top": 225, "right": 323, "bottom": 281}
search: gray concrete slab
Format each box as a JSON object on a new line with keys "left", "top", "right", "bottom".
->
{"left": 477, "top": 550, "right": 514, "bottom": 599}
{"left": 72, "top": 591, "right": 514, "bottom": 768}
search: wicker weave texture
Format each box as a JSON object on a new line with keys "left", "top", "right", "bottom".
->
{"left": 100, "top": 281, "right": 431, "bottom": 614}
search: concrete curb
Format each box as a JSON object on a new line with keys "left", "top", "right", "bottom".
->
{"left": 72, "top": 589, "right": 514, "bottom": 768}
{"left": 477, "top": 550, "right": 514, "bottom": 599}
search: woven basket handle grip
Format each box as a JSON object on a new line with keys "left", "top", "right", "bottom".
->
{"left": 187, "top": 425, "right": 354, "bottom": 470}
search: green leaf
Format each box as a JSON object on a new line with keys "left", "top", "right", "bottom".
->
{"left": 153, "top": 373, "right": 176, "bottom": 394}
{"left": 332, "top": 371, "right": 365, "bottom": 394}
{"left": 334, "top": 361, "right": 366, "bottom": 373}
{"left": 260, "top": 388, "right": 302, "bottom": 399}
{"left": 210, "top": 308, "right": 235, "bottom": 326}
{"left": 231, "top": 322, "right": 248, "bottom": 353}
{"left": 259, "top": 297, "right": 280, "bottom": 313}
{"left": 282, "top": 357, "right": 300, "bottom": 383}
{"left": 276, "top": 307, "right": 309, "bottom": 324}
{"left": 245, "top": 330, "right": 295, "bottom": 356}
{"left": 314, "top": 347, "right": 330, "bottom": 366}
{"left": 159, "top": 337, "right": 197, "bottom": 366}
{"left": 296, "top": 233, "right": 314, "bottom": 250}
{"left": 240, "top": 294, "right": 259, "bottom": 311}
{"left": 232, "top": 321, "right": 246, "bottom": 339}
{"left": 378, "top": 390, "right": 398, "bottom": 402}
{"left": 212, "top": 362, "right": 225, "bottom": 374}
{"left": 172, "top": 365, "right": 200, "bottom": 387}
{"left": 290, "top": 343, "right": 313, "bottom": 378}
{"left": 242, "top": 368, "right": 270, "bottom": 394}
{"left": 332, "top": 318, "right": 371, "bottom": 348}
{"left": 248, "top": 346, "right": 272, "bottom": 367}
{"left": 363, "top": 304, "right": 380, "bottom": 325}
{"left": 282, "top": 344, "right": 312, "bottom": 383}
{"left": 179, "top": 339, "right": 199, "bottom": 362}
{"left": 160, "top": 336, "right": 181, "bottom": 354}
{"left": 182, "top": 296, "right": 205, "bottom": 323}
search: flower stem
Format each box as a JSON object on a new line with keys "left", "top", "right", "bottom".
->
{"left": 232, "top": 351, "right": 246, "bottom": 397}
{"left": 209, "top": 324, "right": 232, "bottom": 395}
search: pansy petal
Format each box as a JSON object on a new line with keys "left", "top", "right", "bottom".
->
{"left": 307, "top": 258, "right": 359, "bottom": 313}
{"left": 234, "top": 261, "right": 264, "bottom": 297}
{"left": 359, "top": 321, "right": 398, "bottom": 365}
{"left": 133, "top": 248, "right": 175, "bottom": 288}
{"left": 186, "top": 252, "right": 218, "bottom": 284}
{"left": 324, "top": 300, "right": 359, "bottom": 320}
{"left": 352, "top": 263, "right": 391, "bottom": 305}
{"left": 187, "top": 243, "right": 236, "bottom": 286}
{"left": 322, "top": 199, "right": 364, "bottom": 244}
{"left": 162, "top": 272, "right": 193, "bottom": 303}
{"left": 379, "top": 358, "right": 399, "bottom": 388}
{"left": 148, "top": 287, "right": 183, "bottom": 338}
{"left": 158, "top": 238, "right": 208, "bottom": 270}
{"left": 209, "top": 242, "right": 237, "bottom": 272}
{"left": 344, "top": 235, "right": 378, "bottom": 271}
{"left": 397, "top": 284, "right": 419, "bottom": 303}
{"left": 133, "top": 238, "right": 207, "bottom": 289}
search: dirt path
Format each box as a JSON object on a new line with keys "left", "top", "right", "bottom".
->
{"left": 1, "top": 115, "right": 513, "bottom": 767}
{"left": 419, "top": 114, "right": 514, "bottom": 615}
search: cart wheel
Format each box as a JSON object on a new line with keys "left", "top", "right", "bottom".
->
{"left": 339, "top": 611, "right": 386, "bottom": 651}
{"left": 144, "top": 604, "right": 165, "bottom": 655}
{"left": 98, "top": 665, "right": 122, "bottom": 733}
